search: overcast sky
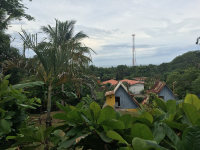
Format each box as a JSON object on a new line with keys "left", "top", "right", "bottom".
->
{"left": 7, "top": 0, "right": 200, "bottom": 67}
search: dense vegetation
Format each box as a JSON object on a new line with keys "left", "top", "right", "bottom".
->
{"left": 1, "top": 0, "right": 200, "bottom": 149}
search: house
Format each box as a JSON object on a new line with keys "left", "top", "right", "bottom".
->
{"left": 145, "top": 81, "right": 178, "bottom": 101}
{"left": 103, "top": 82, "right": 140, "bottom": 112}
{"left": 101, "top": 79, "right": 118, "bottom": 86}
{"left": 121, "top": 79, "right": 144, "bottom": 94}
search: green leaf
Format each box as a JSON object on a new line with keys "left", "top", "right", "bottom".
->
{"left": 152, "top": 122, "right": 165, "bottom": 144}
{"left": 67, "top": 110, "right": 83, "bottom": 122}
{"left": 52, "top": 113, "right": 68, "bottom": 121}
{"left": 146, "top": 140, "right": 169, "bottom": 150}
{"left": 56, "top": 102, "right": 71, "bottom": 113}
{"left": 100, "top": 119, "right": 125, "bottom": 129}
{"left": 97, "top": 106, "right": 116, "bottom": 124}
{"left": 139, "top": 112, "right": 153, "bottom": 124}
{"left": 182, "top": 126, "right": 200, "bottom": 150}
{"left": 36, "top": 127, "right": 45, "bottom": 141}
{"left": 65, "top": 125, "right": 85, "bottom": 137}
{"left": 0, "top": 119, "right": 11, "bottom": 134}
{"left": 132, "top": 137, "right": 151, "bottom": 150}
{"left": 162, "top": 120, "right": 188, "bottom": 131}
{"left": 182, "top": 103, "right": 200, "bottom": 126}
{"left": 75, "top": 102, "right": 84, "bottom": 109}
{"left": 160, "top": 123, "right": 185, "bottom": 150}
{"left": 166, "top": 100, "right": 176, "bottom": 113}
{"left": 44, "top": 126, "right": 54, "bottom": 139}
{"left": 100, "top": 131, "right": 113, "bottom": 143}
{"left": 4, "top": 74, "right": 11, "bottom": 80}
{"left": 12, "top": 81, "right": 44, "bottom": 89}
{"left": 136, "top": 117, "right": 152, "bottom": 127}
{"left": 19, "top": 128, "right": 35, "bottom": 137}
{"left": 80, "top": 112, "right": 93, "bottom": 125}
{"left": 155, "top": 98, "right": 167, "bottom": 112}
{"left": 118, "top": 114, "right": 132, "bottom": 129}
{"left": 116, "top": 111, "right": 122, "bottom": 119}
{"left": 131, "top": 123, "right": 153, "bottom": 140}
{"left": 6, "top": 136, "right": 17, "bottom": 140}
{"left": 184, "top": 94, "right": 200, "bottom": 110}
{"left": 90, "top": 101, "right": 101, "bottom": 121}
{"left": 106, "top": 130, "right": 127, "bottom": 144}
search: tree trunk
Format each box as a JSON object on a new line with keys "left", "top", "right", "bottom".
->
{"left": 61, "top": 84, "right": 64, "bottom": 106}
{"left": 45, "top": 85, "right": 52, "bottom": 150}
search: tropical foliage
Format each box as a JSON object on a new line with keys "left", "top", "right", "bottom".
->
{"left": 0, "top": 74, "right": 41, "bottom": 149}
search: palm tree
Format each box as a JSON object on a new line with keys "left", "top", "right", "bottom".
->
{"left": 3, "top": 19, "right": 95, "bottom": 128}
{"left": 41, "top": 20, "right": 96, "bottom": 106}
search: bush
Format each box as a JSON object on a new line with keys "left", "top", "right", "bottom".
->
{"left": 135, "top": 97, "right": 144, "bottom": 103}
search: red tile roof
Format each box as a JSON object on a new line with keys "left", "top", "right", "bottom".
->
{"left": 101, "top": 79, "right": 118, "bottom": 85}
{"left": 121, "top": 79, "right": 144, "bottom": 85}
{"left": 145, "top": 81, "right": 166, "bottom": 94}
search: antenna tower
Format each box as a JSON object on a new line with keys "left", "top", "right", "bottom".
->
{"left": 132, "top": 34, "right": 136, "bottom": 66}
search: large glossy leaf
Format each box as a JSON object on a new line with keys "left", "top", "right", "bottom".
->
{"left": 160, "top": 123, "right": 185, "bottom": 150}
{"left": 152, "top": 122, "right": 165, "bottom": 144}
{"left": 162, "top": 120, "right": 188, "bottom": 131}
{"left": 90, "top": 101, "right": 101, "bottom": 121}
{"left": 106, "top": 130, "right": 127, "bottom": 144}
{"left": 52, "top": 113, "right": 68, "bottom": 121}
{"left": 184, "top": 94, "right": 200, "bottom": 110}
{"left": 0, "top": 119, "right": 11, "bottom": 134}
{"left": 132, "top": 137, "right": 151, "bottom": 150}
{"left": 182, "top": 103, "right": 200, "bottom": 126}
{"left": 100, "top": 131, "right": 113, "bottom": 143}
{"left": 19, "top": 128, "right": 35, "bottom": 137}
{"left": 182, "top": 126, "right": 200, "bottom": 150}
{"left": 155, "top": 98, "right": 167, "bottom": 112}
{"left": 67, "top": 110, "right": 83, "bottom": 122}
{"left": 65, "top": 125, "right": 85, "bottom": 137}
{"left": 97, "top": 106, "right": 116, "bottom": 124}
{"left": 146, "top": 140, "right": 169, "bottom": 150}
{"left": 56, "top": 102, "right": 71, "bottom": 114}
{"left": 166, "top": 100, "right": 176, "bottom": 116}
{"left": 136, "top": 117, "right": 152, "bottom": 127}
{"left": 75, "top": 102, "right": 84, "bottom": 109}
{"left": 100, "top": 119, "right": 125, "bottom": 129}
{"left": 118, "top": 114, "right": 132, "bottom": 129}
{"left": 80, "top": 112, "right": 93, "bottom": 126}
{"left": 131, "top": 123, "right": 153, "bottom": 140}
{"left": 139, "top": 112, "right": 153, "bottom": 124}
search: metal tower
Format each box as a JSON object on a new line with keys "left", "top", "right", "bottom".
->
{"left": 132, "top": 34, "right": 136, "bottom": 66}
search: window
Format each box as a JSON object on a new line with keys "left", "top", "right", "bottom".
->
{"left": 159, "top": 96, "right": 164, "bottom": 100}
{"left": 115, "top": 97, "right": 120, "bottom": 106}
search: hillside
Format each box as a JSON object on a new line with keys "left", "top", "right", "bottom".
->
{"left": 87, "top": 50, "right": 200, "bottom": 81}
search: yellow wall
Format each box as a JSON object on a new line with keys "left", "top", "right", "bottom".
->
{"left": 124, "top": 109, "right": 137, "bottom": 112}
{"left": 106, "top": 94, "right": 115, "bottom": 108}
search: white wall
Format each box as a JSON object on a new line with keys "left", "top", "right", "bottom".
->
{"left": 129, "top": 83, "right": 144, "bottom": 94}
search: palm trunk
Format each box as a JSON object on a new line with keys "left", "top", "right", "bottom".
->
{"left": 61, "top": 84, "right": 64, "bottom": 106}
{"left": 46, "top": 85, "right": 52, "bottom": 127}
{"left": 45, "top": 85, "right": 52, "bottom": 150}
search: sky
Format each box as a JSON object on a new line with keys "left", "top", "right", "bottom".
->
{"left": 7, "top": 0, "right": 200, "bottom": 67}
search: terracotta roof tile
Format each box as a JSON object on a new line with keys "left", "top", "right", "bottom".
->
{"left": 121, "top": 79, "right": 144, "bottom": 85}
{"left": 101, "top": 79, "right": 118, "bottom": 85}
